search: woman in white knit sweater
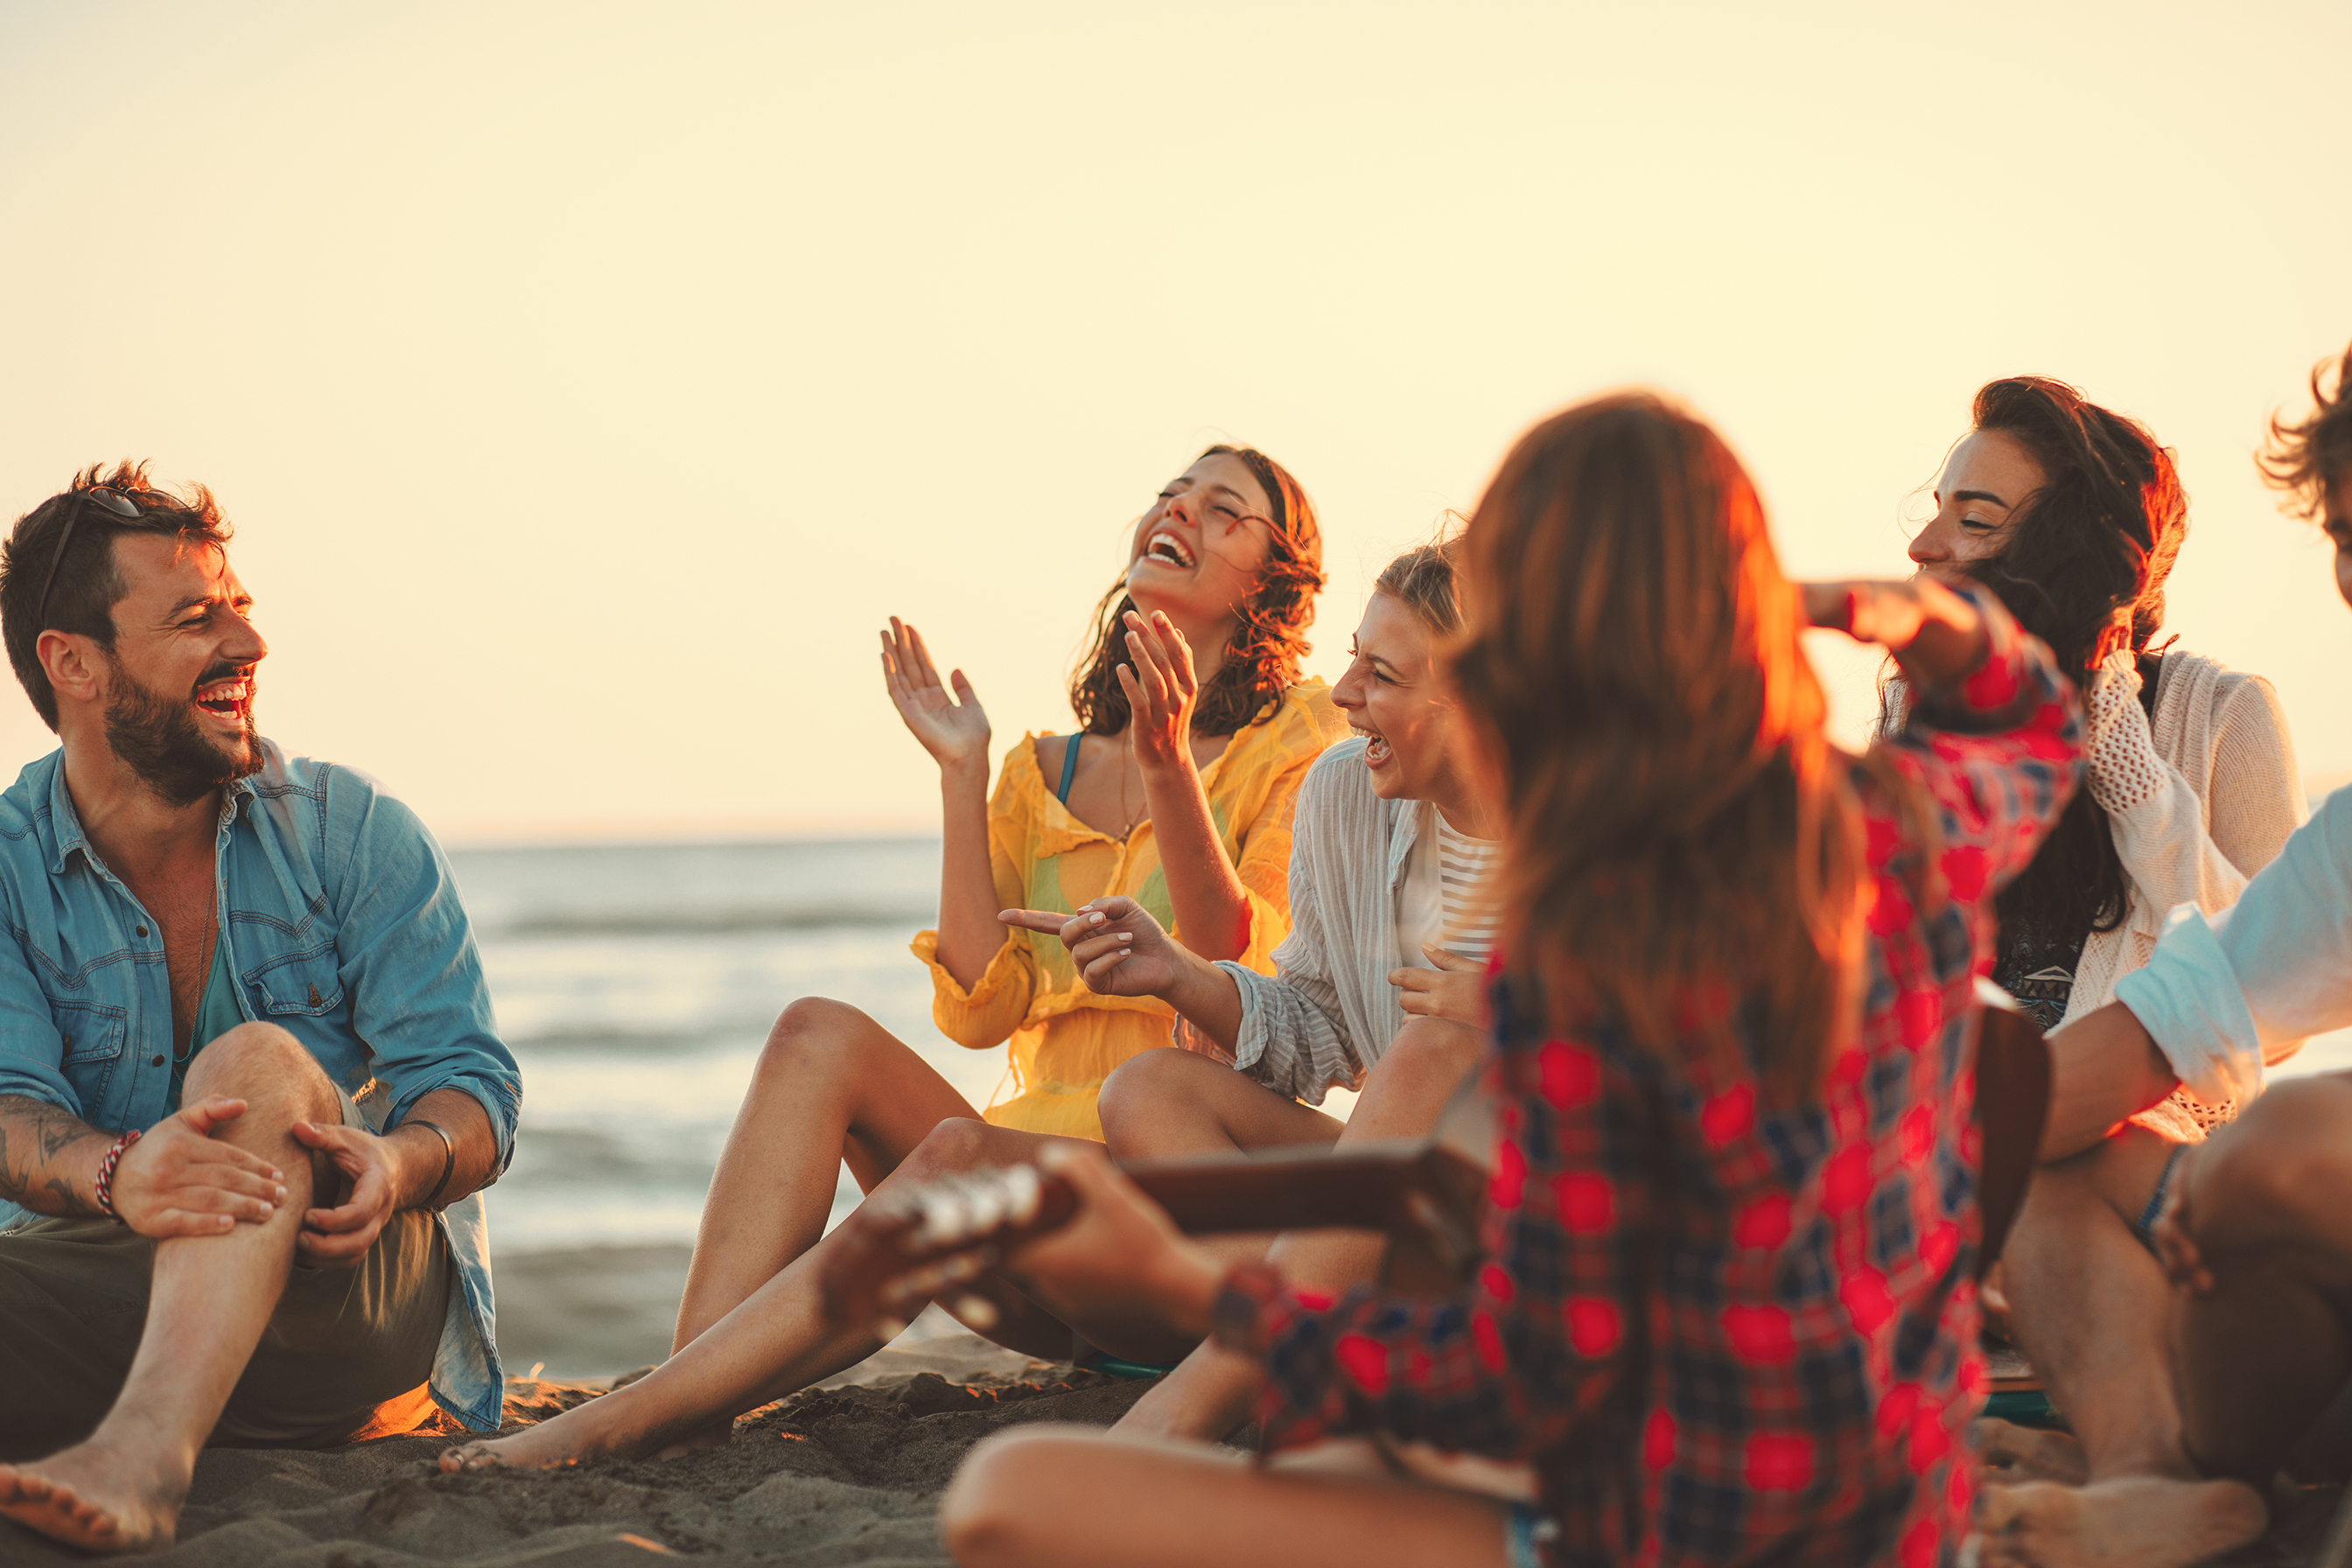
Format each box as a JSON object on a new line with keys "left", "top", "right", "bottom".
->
{"left": 1908, "top": 375, "right": 2306, "bottom": 1513}
{"left": 1902, "top": 377, "right": 2306, "bottom": 1138}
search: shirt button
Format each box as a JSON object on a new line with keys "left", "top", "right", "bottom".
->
{"left": 150, "top": 1054, "right": 166, "bottom": 1067}
{"left": 135, "top": 925, "right": 149, "bottom": 938}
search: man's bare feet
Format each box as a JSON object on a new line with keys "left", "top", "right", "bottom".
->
{"left": 1977, "top": 1475, "right": 2266, "bottom": 1567}
{"left": 1970, "top": 1418, "right": 2089, "bottom": 1485}
{"left": 0, "top": 1438, "right": 188, "bottom": 1555}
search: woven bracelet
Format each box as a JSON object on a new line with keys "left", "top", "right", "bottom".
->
{"left": 93, "top": 1127, "right": 142, "bottom": 1224}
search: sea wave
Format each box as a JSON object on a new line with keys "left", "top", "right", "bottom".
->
{"left": 487, "top": 902, "right": 931, "bottom": 939}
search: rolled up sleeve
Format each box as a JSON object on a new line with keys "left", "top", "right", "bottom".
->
{"left": 328, "top": 779, "right": 521, "bottom": 1168}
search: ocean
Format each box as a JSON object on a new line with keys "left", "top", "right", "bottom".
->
{"left": 451, "top": 834, "right": 1009, "bottom": 1378}
{"left": 449, "top": 832, "right": 2352, "bottom": 1380}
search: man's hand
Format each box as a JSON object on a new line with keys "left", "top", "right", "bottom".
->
{"left": 2148, "top": 1146, "right": 2212, "bottom": 1295}
{"left": 108, "top": 1096, "right": 286, "bottom": 1237}
{"left": 1002, "top": 896, "right": 1188, "bottom": 999}
{"left": 290, "top": 1119, "right": 404, "bottom": 1268}
{"left": 1390, "top": 948, "right": 1486, "bottom": 1028}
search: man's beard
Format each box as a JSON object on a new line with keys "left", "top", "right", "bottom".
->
{"left": 102, "top": 662, "right": 262, "bottom": 808}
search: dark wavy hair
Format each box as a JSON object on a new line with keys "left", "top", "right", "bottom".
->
{"left": 1068, "top": 445, "right": 1324, "bottom": 737}
{"left": 2259, "top": 340, "right": 2352, "bottom": 521}
{"left": 1964, "top": 377, "right": 2188, "bottom": 958}
{"left": 1, "top": 461, "right": 234, "bottom": 731}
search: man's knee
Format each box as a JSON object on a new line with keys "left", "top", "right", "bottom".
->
{"left": 2200, "top": 1080, "right": 2352, "bottom": 1233}
{"left": 182, "top": 1021, "right": 337, "bottom": 1119}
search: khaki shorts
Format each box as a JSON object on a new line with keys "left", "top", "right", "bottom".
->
{"left": 0, "top": 1096, "right": 452, "bottom": 1460}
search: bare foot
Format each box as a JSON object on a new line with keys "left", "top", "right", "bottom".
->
{"left": 1977, "top": 1476, "right": 2265, "bottom": 1567}
{"left": 1970, "top": 1418, "right": 2089, "bottom": 1485}
{"left": 0, "top": 1438, "right": 186, "bottom": 1554}
{"left": 440, "top": 1390, "right": 737, "bottom": 1473}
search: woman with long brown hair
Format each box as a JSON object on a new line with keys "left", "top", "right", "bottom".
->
{"left": 443, "top": 444, "right": 1342, "bottom": 1471}
{"left": 926, "top": 394, "right": 2084, "bottom": 1567}
{"left": 1902, "top": 380, "right": 2304, "bottom": 1503}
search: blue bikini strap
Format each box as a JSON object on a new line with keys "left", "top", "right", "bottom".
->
{"left": 1057, "top": 733, "right": 1082, "bottom": 804}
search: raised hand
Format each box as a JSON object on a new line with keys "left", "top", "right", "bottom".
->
{"left": 1389, "top": 946, "right": 1487, "bottom": 1028}
{"left": 880, "top": 616, "right": 990, "bottom": 772}
{"left": 1115, "top": 610, "right": 1200, "bottom": 774}
{"left": 1000, "top": 895, "right": 1185, "bottom": 998}
{"left": 108, "top": 1096, "right": 285, "bottom": 1237}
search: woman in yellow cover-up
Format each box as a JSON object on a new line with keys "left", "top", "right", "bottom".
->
{"left": 442, "top": 444, "right": 1341, "bottom": 1470}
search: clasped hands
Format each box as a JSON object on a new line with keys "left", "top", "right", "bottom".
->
{"left": 108, "top": 1096, "right": 415, "bottom": 1267}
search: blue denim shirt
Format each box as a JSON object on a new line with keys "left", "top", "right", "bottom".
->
{"left": 0, "top": 742, "right": 522, "bottom": 1432}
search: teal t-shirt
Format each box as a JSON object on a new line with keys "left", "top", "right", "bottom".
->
{"left": 167, "top": 938, "right": 244, "bottom": 1111}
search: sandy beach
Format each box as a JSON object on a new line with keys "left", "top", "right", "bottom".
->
{"left": 0, "top": 1333, "right": 1170, "bottom": 1567}
{"left": 5, "top": 1328, "right": 2344, "bottom": 1566}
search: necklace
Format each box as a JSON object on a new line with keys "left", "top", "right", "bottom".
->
{"left": 175, "top": 906, "right": 220, "bottom": 1065}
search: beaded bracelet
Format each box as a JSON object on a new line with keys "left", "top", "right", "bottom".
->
{"left": 94, "top": 1126, "right": 142, "bottom": 1224}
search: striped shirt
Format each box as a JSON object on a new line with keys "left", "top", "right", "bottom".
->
{"left": 1436, "top": 810, "right": 1502, "bottom": 958}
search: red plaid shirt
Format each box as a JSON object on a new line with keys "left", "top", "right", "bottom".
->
{"left": 1215, "top": 596, "right": 2080, "bottom": 1568}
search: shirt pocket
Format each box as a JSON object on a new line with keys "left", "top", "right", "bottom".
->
{"left": 49, "top": 998, "right": 129, "bottom": 1107}
{"left": 244, "top": 941, "right": 346, "bottom": 1018}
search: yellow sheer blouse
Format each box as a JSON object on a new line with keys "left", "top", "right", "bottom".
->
{"left": 911, "top": 681, "right": 1345, "bottom": 1139}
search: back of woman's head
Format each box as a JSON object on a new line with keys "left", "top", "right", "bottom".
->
{"left": 1969, "top": 377, "right": 2188, "bottom": 673}
{"left": 1451, "top": 394, "right": 1865, "bottom": 1095}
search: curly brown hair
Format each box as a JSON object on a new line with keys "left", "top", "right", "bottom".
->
{"left": 1068, "top": 445, "right": 1324, "bottom": 737}
{"left": 2259, "top": 340, "right": 2352, "bottom": 521}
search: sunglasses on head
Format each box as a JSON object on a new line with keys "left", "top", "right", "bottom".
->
{"left": 34, "top": 486, "right": 149, "bottom": 633}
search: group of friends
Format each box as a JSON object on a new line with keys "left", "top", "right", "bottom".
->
{"left": 0, "top": 340, "right": 2348, "bottom": 1568}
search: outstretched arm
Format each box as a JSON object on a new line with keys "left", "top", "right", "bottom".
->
{"left": 1802, "top": 577, "right": 1989, "bottom": 683}
{"left": 1001, "top": 897, "right": 1246, "bottom": 1048}
{"left": 882, "top": 617, "right": 1004, "bottom": 991}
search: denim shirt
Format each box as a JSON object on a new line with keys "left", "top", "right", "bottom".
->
{"left": 0, "top": 742, "right": 522, "bottom": 1432}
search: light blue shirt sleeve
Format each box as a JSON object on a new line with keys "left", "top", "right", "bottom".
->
{"left": 2117, "top": 785, "right": 2352, "bottom": 1105}
{"left": 326, "top": 779, "right": 521, "bottom": 1166}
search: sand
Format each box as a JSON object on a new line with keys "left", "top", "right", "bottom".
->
{"left": 0, "top": 1334, "right": 1158, "bottom": 1567}
{"left": 6, "top": 1333, "right": 2346, "bottom": 1566}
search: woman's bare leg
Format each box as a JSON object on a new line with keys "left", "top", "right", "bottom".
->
{"left": 940, "top": 1424, "right": 1513, "bottom": 1568}
{"left": 671, "top": 998, "right": 986, "bottom": 1352}
{"left": 1113, "top": 1018, "right": 1484, "bottom": 1441}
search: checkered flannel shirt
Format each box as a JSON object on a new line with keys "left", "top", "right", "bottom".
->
{"left": 1214, "top": 592, "right": 2081, "bottom": 1567}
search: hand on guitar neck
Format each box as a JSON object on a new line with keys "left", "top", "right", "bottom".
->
{"left": 819, "top": 1140, "right": 1490, "bottom": 1347}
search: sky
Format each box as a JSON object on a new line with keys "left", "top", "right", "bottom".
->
{"left": 2, "top": 1, "right": 2347, "bottom": 844}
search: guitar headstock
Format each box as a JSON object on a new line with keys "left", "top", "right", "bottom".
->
{"left": 818, "top": 1162, "right": 1080, "bottom": 1340}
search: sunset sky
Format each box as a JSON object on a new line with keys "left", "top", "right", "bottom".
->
{"left": 3, "top": 1, "right": 2347, "bottom": 843}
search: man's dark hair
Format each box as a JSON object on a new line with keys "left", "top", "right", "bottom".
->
{"left": 0, "top": 461, "right": 233, "bottom": 732}
{"left": 2260, "top": 340, "right": 2352, "bottom": 520}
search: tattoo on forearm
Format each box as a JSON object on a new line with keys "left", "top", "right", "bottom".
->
{"left": 0, "top": 1094, "right": 105, "bottom": 1217}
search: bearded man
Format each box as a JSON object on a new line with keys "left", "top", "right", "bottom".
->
{"left": 0, "top": 464, "right": 521, "bottom": 1554}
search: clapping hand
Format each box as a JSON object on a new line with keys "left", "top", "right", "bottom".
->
{"left": 1001, "top": 895, "right": 1184, "bottom": 999}
{"left": 880, "top": 617, "right": 990, "bottom": 772}
{"left": 1116, "top": 610, "right": 1200, "bottom": 774}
